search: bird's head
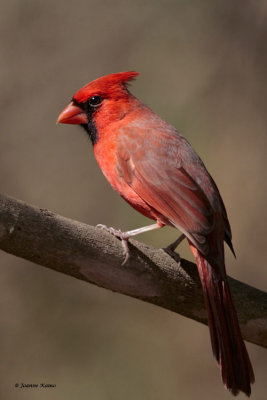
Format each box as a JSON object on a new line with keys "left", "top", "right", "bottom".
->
{"left": 57, "top": 71, "right": 139, "bottom": 144}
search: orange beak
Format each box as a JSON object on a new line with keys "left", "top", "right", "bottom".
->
{"left": 57, "top": 102, "right": 88, "bottom": 125}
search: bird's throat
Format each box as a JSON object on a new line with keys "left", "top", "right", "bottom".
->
{"left": 81, "top": 117, "right": 98, "bottom": 145}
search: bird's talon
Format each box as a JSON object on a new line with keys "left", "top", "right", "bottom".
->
{"left": 97, "top": 224, "right": 130, "bottom": 265}
{"left": 121, "top": 238, "right": 130, "bottom": 265}
{"left": 97, "top": 224, "right": 123, "bottom": 238}
{"left": 96, "top": 223, "right": 109, "bottom": 231}
{"left": 163, "top": 247, "right": 181, "bottom": 265}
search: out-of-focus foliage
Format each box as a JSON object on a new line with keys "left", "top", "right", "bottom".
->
{"left": 0, "top": 1, "right": 266, "bottom": 399}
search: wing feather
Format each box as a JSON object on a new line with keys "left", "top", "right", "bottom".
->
{"left": 116, "top": 123, "right": 228, "bottom": 254}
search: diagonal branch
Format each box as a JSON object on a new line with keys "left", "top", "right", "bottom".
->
{"left": 0, "top": 192, "right": 266, "bottom": 348}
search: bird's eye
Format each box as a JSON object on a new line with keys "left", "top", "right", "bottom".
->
{"left": 88, "top": 96, "right": 102, "bottom": 107}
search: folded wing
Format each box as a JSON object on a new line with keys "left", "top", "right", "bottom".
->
{"left": 116, "top": 125, "right": 218, "bottom": 255}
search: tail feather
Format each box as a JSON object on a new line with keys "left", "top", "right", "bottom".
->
{"left": 192, "top": 246, "right": 254, "bottom": 396}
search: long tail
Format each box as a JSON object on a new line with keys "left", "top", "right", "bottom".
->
{"left": 190, "top": 245, "right": 254, "bottom": 396}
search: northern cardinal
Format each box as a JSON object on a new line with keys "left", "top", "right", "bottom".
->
{"left": 57, "top": 71, "right": 254, "bottom": 396}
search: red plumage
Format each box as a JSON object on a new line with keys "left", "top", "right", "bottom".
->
{"left": 73, "top": 71, "right": 139, "bottom": 103}
{"left": 57, "top": 71, "right": 254, "bottom": 396}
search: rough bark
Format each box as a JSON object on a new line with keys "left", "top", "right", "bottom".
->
{"left": 0, "top": 193, "right": 266, "bottom": 348}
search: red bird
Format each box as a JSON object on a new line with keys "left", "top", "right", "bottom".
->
{"left": 57, "top": 71, "right": 254, "bottom": 396}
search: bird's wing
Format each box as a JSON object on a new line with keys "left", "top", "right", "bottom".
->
{"left": 116, "top": 125, "right": 216, "bottom": 254}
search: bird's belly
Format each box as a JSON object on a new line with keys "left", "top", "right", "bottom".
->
{"left": 106, "top": 167, "right": 165, "bottom": 222}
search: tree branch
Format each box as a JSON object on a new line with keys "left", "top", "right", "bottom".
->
{"left": 0, "top": 193, "right": 266, "bottom": 348}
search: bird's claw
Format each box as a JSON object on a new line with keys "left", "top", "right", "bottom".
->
{"left": 162, "top": 234, "right": 185, "bottom": 264}
{"left": 97, "top": 224, "right": 130, "bottom": 265}
{"left": 163, "top": 246, "right": 181, "bottom": 265}
{"left": 121, "top": 239, "right": 130, "bottom": 266}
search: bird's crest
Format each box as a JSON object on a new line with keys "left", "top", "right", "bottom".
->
{"left": 73, "top": 71, "right": 139, "bottom": 103}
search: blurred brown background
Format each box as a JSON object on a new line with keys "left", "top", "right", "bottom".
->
{"left": 0, "top": 1, "right": 266, "bottom": 399}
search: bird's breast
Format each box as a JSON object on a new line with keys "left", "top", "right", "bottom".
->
{"left": 93, "top": 131, "right": 165, "bottom": 223}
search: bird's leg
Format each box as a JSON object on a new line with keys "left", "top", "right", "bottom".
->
{"left": 97, "top": 223, "right": 162, "bottom": 265}
{"left": 163, "top": 234, "right": 186, "bottom": 263}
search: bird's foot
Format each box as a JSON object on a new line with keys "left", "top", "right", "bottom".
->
{"left": 163, "top": 246, "right": 181, "bottom": 264}
{"left": 96, "top": 224, "right": 130, "bottom": 265}
{"left": 163, "top": 234, "right": 185, "bottom": 264}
